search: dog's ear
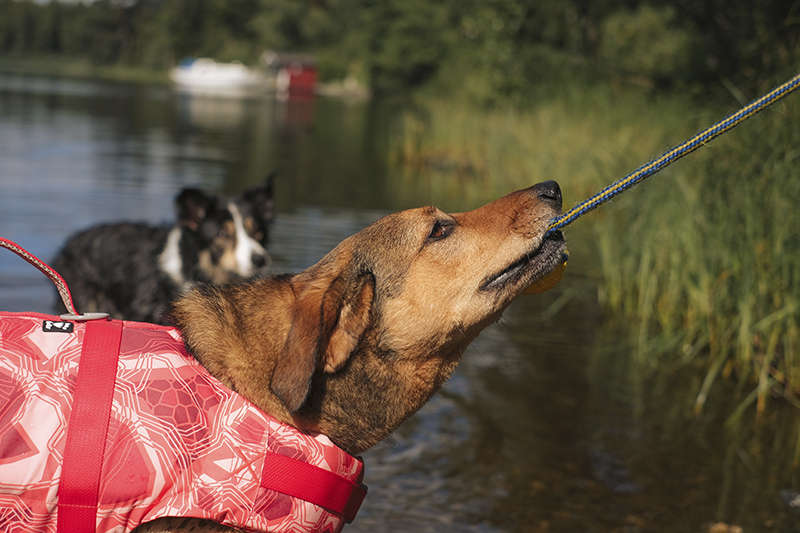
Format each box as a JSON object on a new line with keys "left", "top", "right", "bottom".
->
{"left": 320, "top": 271, "right": 375, "bottom": 373}
{"left": 175, "top": 188, "right": 213, "bottom": 231}
{"left": 271, "top": 270, "right": 375, "bottom": 413}
{"left": 243, "top": 173, "right": 276, "bottom": 225}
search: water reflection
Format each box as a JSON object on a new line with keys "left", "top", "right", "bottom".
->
{"left": 1, "top": 74, "right": 798, "bottom": 532}
{"left": 177, "top": 92, "right": 254, "bottom": 130}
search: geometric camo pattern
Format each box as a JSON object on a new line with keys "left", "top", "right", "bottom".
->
{"left": 0, "top": 312, "right": 363, "bottom": 533}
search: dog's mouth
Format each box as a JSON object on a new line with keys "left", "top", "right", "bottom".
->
{"left": 480, "top": 230, "right": 566, "bottom": 293}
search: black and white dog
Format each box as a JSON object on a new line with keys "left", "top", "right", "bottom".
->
{"left": 51, "top": 175, "right": 275, "bottom": 324}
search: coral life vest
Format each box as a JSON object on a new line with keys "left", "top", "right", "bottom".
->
{"left": 0, "top": 312, "right": 366, "bottom": 533}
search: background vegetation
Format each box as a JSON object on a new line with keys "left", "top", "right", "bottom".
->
{"left": 0, "top": 0, "right": 797, "bottom": 100}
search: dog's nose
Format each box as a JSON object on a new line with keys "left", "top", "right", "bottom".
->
{"left": 252, "top": 253, "right": 267, "bottom": 269}
{"left": 532, "top": 180, "right": 562, "bottom": 206}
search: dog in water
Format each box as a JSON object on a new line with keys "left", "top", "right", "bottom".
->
{"left": 51, "top": 175, "right": 275, "bottom": 324}
{"left": 0, "top": 181, "right": 566, "bottom": 533}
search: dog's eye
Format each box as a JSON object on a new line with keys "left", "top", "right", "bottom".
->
{"left": 427, "top": 221, "right": 454, "bottom": 242}
{"left": 218, "top": 229, "right": 228, "bottom": 239}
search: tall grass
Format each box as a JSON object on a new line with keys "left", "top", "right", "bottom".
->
{"left": 388, "top": 84, "right": 800, "bottom": 417}
{"left": 597, "top": 96, "right": 800, "bottom": 415}
{"left": 388, "top": 85, "right": 708, "bottom": 211}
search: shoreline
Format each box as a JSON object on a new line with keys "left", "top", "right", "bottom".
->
{"left": 0, "top": 56, "right": 171, "bottom": 85}
{"left": 0, "top": 56, "right": 370, "bottom": 99}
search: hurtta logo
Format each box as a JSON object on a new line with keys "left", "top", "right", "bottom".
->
{"left": 42, "top": 321, "right": 74, "bottom": 333}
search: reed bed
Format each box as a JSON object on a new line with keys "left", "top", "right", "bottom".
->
{"left": 388, "top": 85, "right": 706, "bottom": 211}
{"left": 597, "top": 95, "right": 800, "bottom": 417}
{"left": 388, "top": 84, "right": 800, "bottom": 419}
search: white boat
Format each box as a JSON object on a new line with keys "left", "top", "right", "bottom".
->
{"left": 169, "top": 58, "right": 266, "bottom": 94}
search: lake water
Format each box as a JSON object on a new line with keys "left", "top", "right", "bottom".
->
{"left": 0, "top": 74, "right": 796, "bottom": 532}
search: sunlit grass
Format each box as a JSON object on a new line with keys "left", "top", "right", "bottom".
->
{"left": 388, "top": 84, "right": 707, "bottom": 211}
{"left": 388, "top": 83, "right": 800, "bottom": 418}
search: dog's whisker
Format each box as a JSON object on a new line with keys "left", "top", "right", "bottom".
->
{"left": 497, "top": 315, "right": 514, "bottom": 332}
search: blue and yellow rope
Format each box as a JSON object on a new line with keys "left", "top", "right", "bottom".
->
{"left": 547, "top": 72, "right": 800, "bottom": 234}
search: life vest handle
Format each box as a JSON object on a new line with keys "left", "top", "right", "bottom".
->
{"left": 0, "top": 237, "right": 78, "bottom": 316}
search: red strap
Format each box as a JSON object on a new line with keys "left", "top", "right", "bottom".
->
{"left": 57, "top": 319, "right": 123, "bottom": 533}
{"left": 260, "top": 451, "right": 368, "bottom": 523}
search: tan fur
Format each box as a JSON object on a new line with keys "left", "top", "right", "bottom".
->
{"left": 145, "top": 182, "right": 566, "bottom": 533}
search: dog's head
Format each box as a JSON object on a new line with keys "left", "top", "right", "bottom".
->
{"left": 174, "top": 181, "right": 565, "bottom": 454}
{"left": 176, "top": 174, "right": 275, "bottom": 283}
{"left": 274, "top": 181, "right": 566, "bottom": 452}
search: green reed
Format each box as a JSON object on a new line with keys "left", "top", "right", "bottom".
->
{"left": 388, "top": 85, "right": 704, "bottom": 210}
{"left": 600, "top": 95, "right": 800, "bottom": 416}
{"left": 389, "top": 84, "right": 800, "bottom": 417}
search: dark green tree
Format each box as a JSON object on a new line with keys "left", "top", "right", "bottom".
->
{"left": 0, "top": 0, "right": 796, "bottom": 97}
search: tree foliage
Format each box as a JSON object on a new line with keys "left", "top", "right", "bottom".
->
{"left": 0, "top": 0, "right": 797, "bottom": 99}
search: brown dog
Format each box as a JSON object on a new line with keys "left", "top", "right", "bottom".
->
{"left": 141, "top": 181, "right": 566, "bottom": 533}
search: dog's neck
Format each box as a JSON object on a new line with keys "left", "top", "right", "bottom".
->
{"left": 170, "top": 277, "right": 300, "bottom": 426}
{"left": 294, "top": 331, "right": 467, "bottom": 455}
